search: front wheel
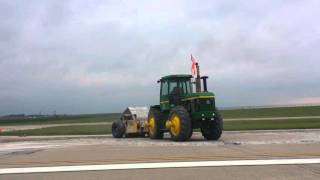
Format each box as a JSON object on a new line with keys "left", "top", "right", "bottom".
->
{"left": 147, "top": 108, "right": 164, "bottom": 139}
{"left": 167, "top": 106, "right": 192, "bottom": 141}
{"left": 201, "top": 110, "right": 223, "bottom": 140}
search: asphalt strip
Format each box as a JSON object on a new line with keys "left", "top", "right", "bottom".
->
{"left": 0, "top": 158, "right": 320, "bottom": 175}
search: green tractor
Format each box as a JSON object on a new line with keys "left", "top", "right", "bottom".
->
{"left": 146, "top": 63, "right": 223, "bottom": 141}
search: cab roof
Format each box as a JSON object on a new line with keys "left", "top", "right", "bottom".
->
{"left": 160, "top": 74, "right": 192, "bottom": 81}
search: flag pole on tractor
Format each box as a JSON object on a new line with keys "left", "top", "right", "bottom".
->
{"left": 191, "top": 54, "right": 201, "bottom": 92}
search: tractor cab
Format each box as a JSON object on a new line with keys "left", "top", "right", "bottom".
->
{"left": 158, "top": 74, "right": 193, "bottom": 110}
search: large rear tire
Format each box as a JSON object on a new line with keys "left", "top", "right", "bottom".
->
{"left": 112, "top": 121, "right": 125, "bottom": 138}
{"left": 168, "top": 106, "right": 192, "bottom": 141}
{"left": 125, "top": 133, "right": 140, "bottom": 138}
{"left": 201, "top": 110, "right": 223, "bottom": 140}
{"left": 147, "top": 108, "right": 164, "bottom": 139}
{"left": 188, "top": 128, "right": 193, "bottom": 140}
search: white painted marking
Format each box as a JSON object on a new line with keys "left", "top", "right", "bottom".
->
{"left": 0, "top": 158, "right": 320, "bottom": 175}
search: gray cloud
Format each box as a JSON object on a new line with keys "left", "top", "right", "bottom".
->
{"left": 0, "top": 0, "right": 319, "bottom": 115}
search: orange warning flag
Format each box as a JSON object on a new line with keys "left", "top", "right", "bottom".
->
{"left": 191, "top": 54, "right": 197, "bottom": 76}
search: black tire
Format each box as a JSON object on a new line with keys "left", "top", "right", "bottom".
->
{"left": 112, "top": 121, "right": 125, "bottom": 138}
{"left": 125, "top": 133, "right": 139, "bottom": 138}
{"left": 139, "top": 132, "right": 147, "bottom": 137}
{"left": 147, "top": 108, "right": 164, "bottom": 139}
{"left": 168, "top": 106, "right": 192, "bottom": 141}
{"left": 188, "top": 129, "right": 193, "bottom": 140}
{"left": 201, "top": 110, "right": 223, "bottom": 140}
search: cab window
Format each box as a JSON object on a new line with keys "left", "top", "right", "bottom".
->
{"left": 185, "top": 80, "right": 192, "bottom": 93}
{"left": 169, "top": 81, "right": 178, "bottom": 94}
{"left": 181, "top": 80, "right": 192, "bottom": 94}
{"left": 168, "top": 80, "right": 192, "bottom": 95}
{"left": 161, "top": 80, "right": 169, "bottom": 96}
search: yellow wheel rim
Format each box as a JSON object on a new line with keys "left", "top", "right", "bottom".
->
{"left": 148, "top": 115, "right": 156, "bottom": 135}
{"left": 170, "top": 113, "right": 181, "bottom": 136}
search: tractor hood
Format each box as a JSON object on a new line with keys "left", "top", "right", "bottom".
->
{"left": 182, "top": 92, "right": 215, "bottom": 101}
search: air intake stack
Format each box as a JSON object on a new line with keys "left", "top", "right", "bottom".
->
{"left": 201, "top": 76, "right": 208, "bottom": 92}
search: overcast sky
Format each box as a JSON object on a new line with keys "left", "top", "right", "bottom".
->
{"left": 0, "top": 0, "right": 319, "bottom": 115}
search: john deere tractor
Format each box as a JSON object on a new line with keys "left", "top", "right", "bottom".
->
{"left": 146, "top": 63, "right": 223, "bottom": 141}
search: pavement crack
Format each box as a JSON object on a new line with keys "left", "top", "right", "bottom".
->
{"left": 3, "top": 149, "right": 43, "bottom": 157}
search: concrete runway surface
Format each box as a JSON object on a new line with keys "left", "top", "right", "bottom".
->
{"left": 0, "top": 129, "right": 320, "bottom": 179}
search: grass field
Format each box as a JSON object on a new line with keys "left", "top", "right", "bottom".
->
{"left": 1, "top": 106, "right": 320, "bottom": 126}
{"left": 224, "top": 118, "right": 320, "bottom": 131}
{"left": 0, "top": 113, "right": 120, "bottom": 126}
{"left": 2, "top": 118, "right": 320, "bottom": 136}
{"left": 221, "top": 105, "right": 320, "bottom": 119}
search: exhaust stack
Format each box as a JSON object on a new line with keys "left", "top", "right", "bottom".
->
{"left": 195, "top": 63, "right": 201, "bottom": 92}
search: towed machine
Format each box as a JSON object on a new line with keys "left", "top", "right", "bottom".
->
{"left": 112, "top": 107, "right": 149, "bottom": 138}
{"left": 112, "top": 62, "right": 223, "bottom": 141}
